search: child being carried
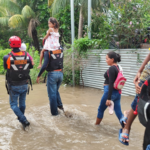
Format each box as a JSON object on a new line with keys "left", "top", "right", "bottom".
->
{"left": 37, "top": 17, "right": 60, "bottom": 68}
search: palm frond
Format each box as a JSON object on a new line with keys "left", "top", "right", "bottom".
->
{"left": 51, "top": 0, "right": 70, "bottom": 16}
{"left": 48, "top": 0, "right": 54, "bottom": 7}
{"left": 22, "top": 5, "right": 35, "bottom": 19}
{"left": 0, "top": 7, "right": 7, "bottom": 17}
{"left": 0, "top": 17, "right": 9, "bottom": 26}
{"left": 10, "top": 0, "right": 17, "bottom": 3}
{"left": 8, "top": 14, "right": 24, "bottom": 28}
{"left": 51, "top": 0, "right": 109, "bottom": 17}
{"left": 0, "top": 0, "right": 21, "bottom": 14}
{"left": 28, "top": 18, "right": 39, "bottom": 38}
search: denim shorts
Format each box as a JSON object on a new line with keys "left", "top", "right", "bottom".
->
{"left": 131, "top": 80, "right": 144, "bottom": 111}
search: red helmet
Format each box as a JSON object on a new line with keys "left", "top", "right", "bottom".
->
{"left": 9, "top": 36, "right": 21, "bottom": 48}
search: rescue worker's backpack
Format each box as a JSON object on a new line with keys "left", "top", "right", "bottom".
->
{"left": 6, "top": 51, "right": 30, "bottom": 85}
{"left": 46, "top": 49, "right": 63, "bottom": 72}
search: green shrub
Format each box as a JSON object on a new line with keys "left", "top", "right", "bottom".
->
{"left": 74, "top": 38, "right": 91, "bottom": 55}
{"left": 63, "top": 64, "right": 80, "bottom": 85}
{"left": 0, "top": 49, "right": 11, "bottom": 74}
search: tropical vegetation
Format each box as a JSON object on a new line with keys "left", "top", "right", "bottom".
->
{"left": 0, "top": 0, "right": 150, "bottom": 85}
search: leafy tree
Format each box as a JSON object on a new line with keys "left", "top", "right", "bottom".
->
{"left": 0, "top": 0, "right": 40, "bottom": 51}
{"left": 51, "top": 0, "right": 110, "bottom": 39}
{"left": 54, "top": 5, "right": 79, "bottom": 44}
{"left": 48, "top": 0, "right": 54, "bottom": 7}
{"left": 109, "top": 0, "right": 150, "bottom": 48}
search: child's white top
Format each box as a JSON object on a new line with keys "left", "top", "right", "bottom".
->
{"left": 43, "top": 28, "right": 60, "bottom": 51}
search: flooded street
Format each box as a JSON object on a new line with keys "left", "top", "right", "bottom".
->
{"left": 0, "top": 75, "right": 145, "bottom": 150}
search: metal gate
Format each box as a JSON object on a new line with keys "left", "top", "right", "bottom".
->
{"left": 80, "top": 49, "right": 149, "bottom": 96}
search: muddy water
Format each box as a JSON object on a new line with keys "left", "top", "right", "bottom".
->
{"left": 0, "top": 75, "right": 145, "bottom": 150}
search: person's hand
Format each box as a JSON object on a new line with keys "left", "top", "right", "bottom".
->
{"left": 106, "top": 100, "right": 111, "bottom": 106}
{"left": 135, "top": 81, "right": 141, "bottom": 94}
{"left": 36, "top": 77, "right": 40, "bottom": 83}
{"left": 37, "top": 64, "right": 42, "bottom": 69}
{"left": 134, "top": 72, "right": 141, "bottom": 84}
{"left": 32, "top": 60, "right": 34, "bottom": 66}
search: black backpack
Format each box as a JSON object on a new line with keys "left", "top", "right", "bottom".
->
{"left": 138, "top": 78, "right": 150, "bottom": 127}
{"left": 138, "top": 78, "right": 150, "bottom": 150}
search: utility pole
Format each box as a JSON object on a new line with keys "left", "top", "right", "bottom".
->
{"left": 88, "top": 0, "right": 91, "bottom": 39}
{"left": 70, "top": 0, "right": 75, "bottom": 86}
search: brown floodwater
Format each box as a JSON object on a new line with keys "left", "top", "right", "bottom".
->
{"left": 0, "top": 75, "right": 145, "bottom": 150}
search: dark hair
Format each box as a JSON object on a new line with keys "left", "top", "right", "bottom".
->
{"left": 49, "top": 17, "right": 59, "bottom": 29}
{"left": 107, "top": 51, "right": 121, "bottom": 63}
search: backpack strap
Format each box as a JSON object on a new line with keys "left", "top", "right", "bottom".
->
{"left": 9, "top": 52, "right": 16, "bottom": 60}
{"left": 29, "top": 76, "right": 33, "bottom": 90}
{"left": 24, "top": 51, "right": 27, "bottom": 60}
{"left": 5, "top": 74, "right": 9, "bottom": 94}
{"left": 114, "top": 65, "right": 120, "bottom": 71}
{"left": 107, "top": 70, "right": 109, "bottom": 77}
{"left": 107, "top": 65, "right": 120, "bottom": 77}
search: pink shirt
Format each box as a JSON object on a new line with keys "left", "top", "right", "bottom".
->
{"left": 27, "top": 53, "right": 33, "bottom": 61}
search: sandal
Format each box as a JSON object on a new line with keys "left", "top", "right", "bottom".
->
{"left": 120, "top": 116, "right": 128, "bottom": 128}
{"left": 118, "top": 129, "right": 129, "bottom": 146}
{"left": 108, "top": 101, "right": 114, "bottom": 115}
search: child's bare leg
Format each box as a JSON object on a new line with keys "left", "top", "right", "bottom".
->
{"left": 37, "top": 49, "right": 44, "bottom": 68}
{"left": 121, "top": 109, "right": 137, "bottom": 142}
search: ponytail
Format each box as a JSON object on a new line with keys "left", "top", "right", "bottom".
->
{"left": 107, "top": 51, "right": 121, "bottom": 63}
{"left": 116, "top": 53, "right": 121, "bottom": 62}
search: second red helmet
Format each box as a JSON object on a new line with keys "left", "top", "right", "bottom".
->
{"left": 9, "top": 36, "right": 21, "bottom": 48}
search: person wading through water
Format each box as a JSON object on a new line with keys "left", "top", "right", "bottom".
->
{"left": 3, "top": 36, "right": 33, "bottom": 130}
{"left": 36, "top": 18, "right": 64, "bottom": 116}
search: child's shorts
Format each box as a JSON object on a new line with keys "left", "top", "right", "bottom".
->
{"left": 131, "top": 80, "right": 144, "bottom": 111}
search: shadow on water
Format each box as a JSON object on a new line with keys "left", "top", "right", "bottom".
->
{"left": 0, "top": 75, "right": 145, "bottom": 150}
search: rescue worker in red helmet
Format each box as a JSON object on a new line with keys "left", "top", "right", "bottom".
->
{"left": 3, "top": 36, "right": 34, "bottom": 130}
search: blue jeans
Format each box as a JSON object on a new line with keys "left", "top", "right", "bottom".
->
{"left": 97, "top": 85, "right": 123, "bottom": 121}
{"left": 146, "top": 145, "right": 150, "bottom": 150}
{"left": 47, "top": 71, "right": 63, "bottom": 115}
{"left": 131, "top": 80, "right": 144, "bottom": 111}
{"left": 9, "top": 84, "right": 28, "bottom": 124}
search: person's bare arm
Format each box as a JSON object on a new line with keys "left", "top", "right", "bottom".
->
{"left": 40, "top": 49, "right": 45, "bottom": 64}
{"left": 134, "top": 53, "right": 150, "bottom": 84}
{"left": 43, "top": 28, "right": 53, "bottom": 40}
{"left": 37, "top": 49, "right": 45, "bottom": 69}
